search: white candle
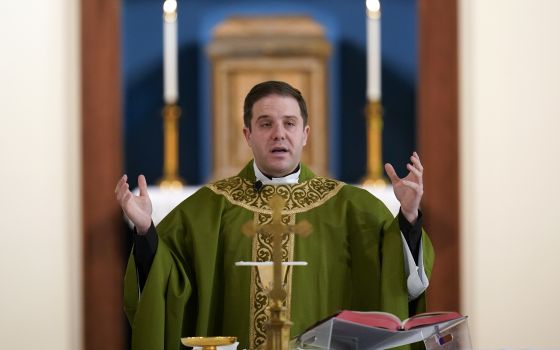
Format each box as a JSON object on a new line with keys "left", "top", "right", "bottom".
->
{"left": 163, "top": 0, "right": 178, "bottom": 104}
{"left": 366, "top": 0, "right": 381, "bottom": 101}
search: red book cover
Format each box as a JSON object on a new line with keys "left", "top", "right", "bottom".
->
{"left": 402, "top": 311, "right": 462, "bottom": 330}
{"left": 336, "top": 311, "right": 402, "bottom": 331}
{"left": 336, "top": 310, "right": 462, "bottom": 331}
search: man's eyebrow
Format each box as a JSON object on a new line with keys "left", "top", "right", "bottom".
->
{"left": 254, "top": 115, "right": 299, "bottom": 121}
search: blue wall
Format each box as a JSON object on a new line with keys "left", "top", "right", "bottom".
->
{"left": 122, "top": 0, "right": 417, "bottom": 186}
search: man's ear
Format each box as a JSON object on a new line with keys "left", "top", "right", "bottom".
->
{"left": 243, "top": 127, "right": 252, "bottom": 147}
{"left": 302, "top": 125, "right": 310, "bottom": 146}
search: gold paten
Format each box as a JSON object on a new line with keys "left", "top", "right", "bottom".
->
{"left": 181, "top": 336, "right": 237, "bottom": 350}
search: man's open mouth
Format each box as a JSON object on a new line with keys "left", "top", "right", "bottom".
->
{"left": 271, "top": 147, "right": 289, "bottom": 153}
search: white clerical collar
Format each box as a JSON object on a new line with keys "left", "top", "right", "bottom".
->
{"left": 253, "top": 161, "right": 300, "bottom": 184}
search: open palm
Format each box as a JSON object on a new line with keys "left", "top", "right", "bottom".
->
{"left": 384, "top": 152, "right": 423, "bottom": 223}
{"left": 115, "top": 174, "right": 153, "bottom": 234}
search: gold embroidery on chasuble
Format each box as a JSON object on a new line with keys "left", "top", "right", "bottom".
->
{"left": 206, "top": 176, "right": 344, "bottom": 350}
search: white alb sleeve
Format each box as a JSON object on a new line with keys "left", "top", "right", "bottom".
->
{"left": 401, "top": 232, "right": 429, "bottom": 301}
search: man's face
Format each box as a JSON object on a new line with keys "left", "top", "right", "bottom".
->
{"left": 243, "top": 94, "right": 310, "bottom": 177}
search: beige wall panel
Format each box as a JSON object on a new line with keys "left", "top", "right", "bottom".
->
{"left": 460, "top": 0, "right": 560, "bottom": 348}
{"left": 0, "top": 0, "right": 82, "bottom": 349}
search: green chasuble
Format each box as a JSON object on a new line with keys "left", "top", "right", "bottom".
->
{"left": 124, "top": 162, "right": 435, "bottom": 350}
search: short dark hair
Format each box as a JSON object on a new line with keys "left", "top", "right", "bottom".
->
{"left": 243, "top": 81, "right": 308, "bottom": 129}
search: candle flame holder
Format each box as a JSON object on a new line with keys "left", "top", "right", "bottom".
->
{"left": 361, "top": 100, "right": 387, "bottom": 186}
{"left": 157, "top": 103, "right": 185, "bottom": 188}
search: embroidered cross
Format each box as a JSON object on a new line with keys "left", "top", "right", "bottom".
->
{"left": 242, "top": 194, "right": 312, "bottom": 301}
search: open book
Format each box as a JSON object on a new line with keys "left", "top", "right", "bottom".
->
{"left": 336, "top": 310, "right": 463, "bottom": 331}
{"left": 297, "top": 311, "right": 468, "bottom": 350}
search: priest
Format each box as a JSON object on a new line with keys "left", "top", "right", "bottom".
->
{"left": 115, "top": 81, "right": 434, "bottom": 350}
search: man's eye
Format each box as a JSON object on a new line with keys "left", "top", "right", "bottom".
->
{"left": 286, "top": 121, "right": 296, "bottom": 127}
{"left": 260, "top": 122, "right": 271, "bottom": 128}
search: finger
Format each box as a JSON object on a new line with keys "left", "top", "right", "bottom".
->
{"left": 122, "top": 191, "right": 133, "bottom": 206}
{"left": 384, "top": 163, "right": 400, "bottom": 183}
{"left": 138, "top": 174, "right": 148, "bottom": 197}
{"left": 115, "top": 181, "right": 126, "bottom": 201}
{"left": 401, "top": 180, "right": 423, "bottom": 194}
{"left": 406, "top": 163, "right": 423, "bottom": 181}
{"left": 410, "top": 153, "right": 424, "bottom": 173}
{"left": 114, "top": 174, "right": 127, "bottom": 193}
{"left": 116, "top": 182, "right": 130, "bottom": 202}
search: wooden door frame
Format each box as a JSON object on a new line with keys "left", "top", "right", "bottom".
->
{"left": 418, "top": 0, "right": 460, "bottom": 312}
{"left": 82, "top": 0, "right": 125, "bottom": 349}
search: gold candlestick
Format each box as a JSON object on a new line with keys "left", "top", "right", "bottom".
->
{"left": 157, "top": 103, "right": 185, "bottom": 188}
{"left": 361, "top": 99, "right": 387, "bottom": 186}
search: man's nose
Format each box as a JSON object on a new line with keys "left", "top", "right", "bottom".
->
{"left": 271, "top": 123, "right": 286, "bottom": 140}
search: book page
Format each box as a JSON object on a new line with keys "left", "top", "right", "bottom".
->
{"left": 403, "top": 311, "right": 462, "bottom": 330}
{"left": 336, "top": 310, "right": 402, "bottom": 331}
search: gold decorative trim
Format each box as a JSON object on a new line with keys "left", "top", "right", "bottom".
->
{"left": 206, "top": 176, "right": 344, "bottom": 215}
{"left": 248, "top": 212, "right": 295, "bottom": 350}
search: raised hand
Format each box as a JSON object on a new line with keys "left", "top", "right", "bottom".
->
{"left": 115, "top": 174, "right": 153, "bottom": 234}
{"left": 384, "top": 152, "right": 424, "bottom": 224}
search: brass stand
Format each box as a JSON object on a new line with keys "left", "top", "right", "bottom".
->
{"left": 242, "top": 195, "right": 312, "bottom": 350}
{"left": 157, "top": 103, "right": 185, "bottom": 188}
{"left": 361, "top": 99, "right": 387, "bottom": 186}
{"left": 264, "top": 196, "right": 291, "bottom": 350}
